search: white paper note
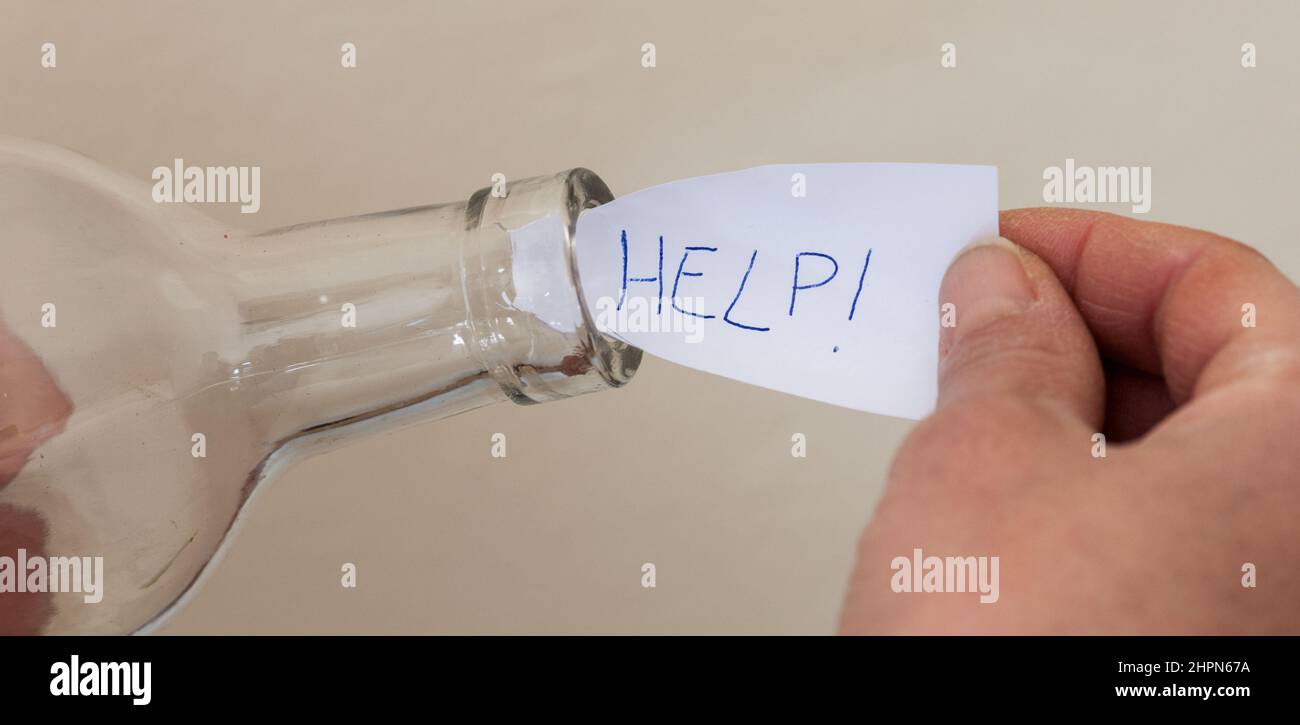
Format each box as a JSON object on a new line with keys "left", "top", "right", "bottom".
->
{"left": 573, "top": 163, "right": 998, "bottom": 420}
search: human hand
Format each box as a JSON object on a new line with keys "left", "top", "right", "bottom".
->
{"left": 840, "top": 208, "right": 1300, "bottom": 634}
{"left": 0, "top": 315, "right": 72, "bottom": 634}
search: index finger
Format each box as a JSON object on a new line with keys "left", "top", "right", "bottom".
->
{"left": 1000, "top": 208, "right": 1300, "bottom": 404}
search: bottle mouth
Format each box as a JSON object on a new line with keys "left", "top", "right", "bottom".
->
{"left": 560, "top": 168, "right": 642, "bottom": 388}
{"left": 463, "top": 168, "right": 642, "bottom": 404}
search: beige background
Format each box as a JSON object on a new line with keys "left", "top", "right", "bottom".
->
{"left": 3, "top": 1, "right": 1297, "bottom": 633}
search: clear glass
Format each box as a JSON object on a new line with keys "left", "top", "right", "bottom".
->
{"left": 0, "top": 137, "right": 640, "bottom": 634}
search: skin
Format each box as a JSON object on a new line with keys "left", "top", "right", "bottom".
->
{"left": 841, "top": 208, "right": 1300, "bottom": 634}
{"left": 0, "top": 314, "right": 71, "bottom": 634}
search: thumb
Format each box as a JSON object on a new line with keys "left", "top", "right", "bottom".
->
{"left": 937, "top": 237, "right": 1104, "bottom": 431}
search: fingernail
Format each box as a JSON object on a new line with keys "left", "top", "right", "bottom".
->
{"left": 939, "top": 237, "right": 1035, "bottom": 357}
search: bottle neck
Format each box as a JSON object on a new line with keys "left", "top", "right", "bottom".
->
{"left": 223, "top": 170, "right": 640, "bottom": 449}
{"left": 227, "top": 202, "right": 487, "bottom": 445}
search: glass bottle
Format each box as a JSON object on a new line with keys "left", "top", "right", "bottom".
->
{"left": 0, "top": 137, "right": 640, "bottom": 634}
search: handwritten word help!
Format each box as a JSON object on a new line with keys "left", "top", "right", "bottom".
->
{"left": 574, "top": 164, "right": 998, "bottom": 420}
{"left": 613, "top": 230, "right": 874, "bottom": 333}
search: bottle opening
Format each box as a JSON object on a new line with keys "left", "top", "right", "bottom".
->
{"left": 463, "top": 168, "right": 642, "bottom": 404}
